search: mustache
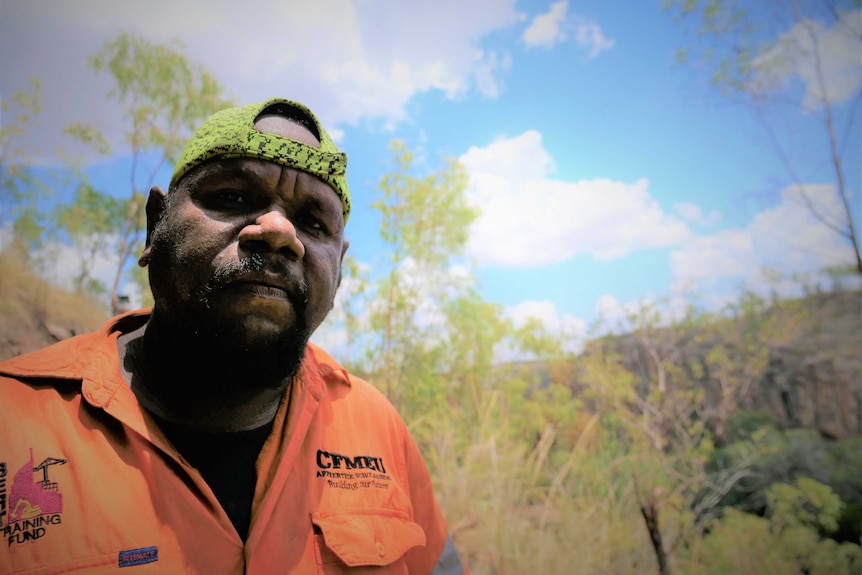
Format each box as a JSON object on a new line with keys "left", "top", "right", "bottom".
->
{"left": 198, "top": 253, "right": 308, "bottom": 307}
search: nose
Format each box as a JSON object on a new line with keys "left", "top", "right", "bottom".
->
{"left": 238, "top": 210, "right": 305, "bottom": 259}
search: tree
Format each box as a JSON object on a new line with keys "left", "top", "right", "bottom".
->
{"left": 664, "top": 0, "right": 862, "bottom": 274}
{"left": 67, "top": 32, "right": 233, "bottom": 312}
{"left": 54, "top": 182, "right": 124, "bottom": 297}
{"left": 681, "top": 479, "right": 862, "bottom": 574}
{"left": 586, "top": 296, "right": 787, "bottom": 575}
{"left": 0, "top": 77, "right": 46, "bottom": 253}
{"left": 361, "top": 140, "right": 479, "bottom": 412}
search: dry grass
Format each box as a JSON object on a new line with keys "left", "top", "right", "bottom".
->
{"left": 0, "top": 250, "right": 109, "bottom": 359}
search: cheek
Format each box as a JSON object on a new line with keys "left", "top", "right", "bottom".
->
{"left": 307, "top": 245, "right": 343, "bottom": 302}
{"left": 149, "top": 212, "right": 235, "bottom": 295}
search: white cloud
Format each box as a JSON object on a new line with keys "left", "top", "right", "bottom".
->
{"left": 672, "top": 228, "right": 755, "bottom": 282}
{"left": 0, "top": 0, "right": 522, "bottom": 165}
{"left": 671, "top": 183, "right": 857, "bottom": 298}
{"left": 507, "top": 299, "right": 585, "bottom": 334}
{"left": 523, "top": 1, "right": 569, "bottom": 49}
{"left": 593, "top": 293, "right": 693, "bottom": 334}
{"left": 594, "top": 294, "right": 645, "bottom": 330}
{"left": 497, "top": 299, "right": 586, "bottom": 358}
{"left": 328, "top": 128, "right": 346, "bottom": 143}
{"left": 472, "top": 49, "right": 514, "bottom": 98}
{"left": 595, "top": 294, "right": 623, "bottom": 318}
{"left": 314, "top": 256, "right": 476, "bottom": 363}
{"left": 753, "top": 8, "right": 862, "bottom": 109}
{"left": 673, "top": 201, "right": 722, "bottom": 227}
{"left": 460, "top": 131, "right": 692, "bottom": 268}
{"left": 522, "top": 2, "right": 613, "bottom": 57}
{"left": 572, "top": 17, "right": 615, "bottom": 58}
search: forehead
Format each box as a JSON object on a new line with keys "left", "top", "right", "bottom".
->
{"left": 254, "top": 114, "right": 320, "bottom": 148}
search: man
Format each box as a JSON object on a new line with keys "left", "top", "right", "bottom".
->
{"left": 0, "top": 98, "right": 468, "bottom": 574}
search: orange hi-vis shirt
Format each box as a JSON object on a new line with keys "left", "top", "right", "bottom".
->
{"left": 0, "top": 311, "right": 466, "bottom": 575}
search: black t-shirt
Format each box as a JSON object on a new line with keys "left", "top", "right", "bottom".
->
{"left": 152, "top": 415, "right": 274, "bottom": 542}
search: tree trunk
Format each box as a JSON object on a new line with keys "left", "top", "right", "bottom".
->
{"left": 640, "top": 498, "right": 672, "bottom": 575}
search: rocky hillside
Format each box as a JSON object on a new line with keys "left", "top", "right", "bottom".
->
{"left": 0, "top": 251, "right": 109, "bottom": 360}
{"left": 605, "top": 288, "right": 862, "bottom": 441}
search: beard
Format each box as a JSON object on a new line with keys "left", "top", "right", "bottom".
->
{"left": 147, "top": 248, "right": 313, "bottom": 397}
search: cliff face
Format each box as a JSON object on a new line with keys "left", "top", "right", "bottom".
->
{"left": 611, "top": 289, "right": 862, "bottom": 441}
{"left": 760, "top": 346, "right": 861, "bottom": 439}
{"left": 754, "top": 290, "right": 861, "bottom": 440}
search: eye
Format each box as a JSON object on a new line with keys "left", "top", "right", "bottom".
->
{"left": 217, "top": 190, "right": 246, "bottom": 205}
{"left": 297, "top": 213, "right": 329, "bottom": 235}
{"left": 305, "top": 217, "right": 324, "bottom": 232}
{"left": 200, "top": 189, "right": 252, "bottom": 212}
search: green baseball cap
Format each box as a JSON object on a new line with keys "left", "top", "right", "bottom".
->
{"left": 170, "top": 97, "right": 351, "bottom": 223}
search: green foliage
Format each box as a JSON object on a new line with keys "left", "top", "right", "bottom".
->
{"left": 439, "top": 291, "right": 509, "bottom": 418}
{"left": 361, "top": 140, "right": 479, "bottom": 413}
{"left": 682, "top": 507, "right": 862, "bottom": 575}
{"left": 700, "top": 290, "right": 803, "bottom": 444}
{"left": 54, "top": 182, "right": 125, "bottom": 294}
{"left": 372, "top": 140, "right": 478, "bottom": 268}
{"left": 723, "top": 409, "right": 778, "bottom": 443}
{"left": 682, "top": 478, "right": 860, "bottom": 574}
{"left": 7, "top": 128, "right": 857, "bottom": 571}
{"left": 63, "top": 122, "right": 111, "bottom": 156}
{"left": 829, "top": 437, "right": 862, "bottom": 504}
{"left": 88, "top": 32, "right": 232, "bottom": 164}
{"left": 0, "top": 77, "right": 48, "bottom": 252}
{"left": 663, "top": 0, "right": 793, "bottom": 97}
{"left": 706, "top": 423, "right": 862, "bottom": 546}
{"left": 3, "top": 27, "right": 858, "bottom": 574}
{"left": 767, "top": 476, "right": 844, "bottom": 534}
{"left": 72, "top": 32, "right": 233, "bottom": 311}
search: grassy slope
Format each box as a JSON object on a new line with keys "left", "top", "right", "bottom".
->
{"left": 0, "top": 250, "right": 110, "bottom": 361}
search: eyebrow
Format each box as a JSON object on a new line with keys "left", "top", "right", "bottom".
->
{"left": 192, "top": 160, "right": 343, "bottom": 221}
{"left": 194, "top": 161, "right": 270, "bottom": 185}
{"left": 302, "top": 194, "right": 331, "bottom": 213}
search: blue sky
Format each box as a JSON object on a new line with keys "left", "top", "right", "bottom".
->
{"left": 2, "top": 1, "right": 860, "bottom": 350}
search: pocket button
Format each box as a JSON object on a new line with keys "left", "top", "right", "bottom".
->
{"left": 375, "top": 541, "right": 386, "bottom": 557}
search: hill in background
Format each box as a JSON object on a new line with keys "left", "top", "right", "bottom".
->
{"left": 0, "top": 250, "right": 109, "bottom": 360}
{"left": 3, "top": 247, "right": 861, "bottom": 441}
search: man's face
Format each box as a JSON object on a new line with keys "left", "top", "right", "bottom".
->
{"left": 144, "top": 118, "right": 347, "bottom": 356}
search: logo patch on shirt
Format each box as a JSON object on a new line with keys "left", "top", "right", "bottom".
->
{"left": 1, "top": 448, "right": 66, "bottom": 547}
{"left": 119, "top": 546, "right": 158, "bottom": 567}
{"left": 315, "top": 449, "right": 392, "bottom": 491}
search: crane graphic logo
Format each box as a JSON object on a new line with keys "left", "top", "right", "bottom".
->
{"left": 1, "top": 449, "right": 66, "bottom": 547}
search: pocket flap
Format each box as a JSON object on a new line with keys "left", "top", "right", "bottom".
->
{"left": 312, "top": 509, "right": 426, "bottom": 567}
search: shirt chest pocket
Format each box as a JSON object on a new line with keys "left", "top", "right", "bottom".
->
{"left": 311, "top": 509, "right": 426, "bottom": 574}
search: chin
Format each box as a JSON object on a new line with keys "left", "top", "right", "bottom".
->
{"left": 195, "top": 323, "right": 310, "bottom": 390}
{"left": 235, "top": 323, "right": 302, "bottom": 352}
{"left": 172, "top": 301, "right": 305, "bottom": 350}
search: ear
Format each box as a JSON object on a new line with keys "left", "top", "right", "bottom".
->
{"left": 331, "top": 240, "right": 350, "bottom": 308}
{"left": 137, "top": 186, "right": 168, "bottom": 267}
{"left": 340, "top": 239, "right": 350, "bottom": 263}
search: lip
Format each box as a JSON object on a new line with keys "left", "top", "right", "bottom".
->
{"left": 229, "top": 281, "right": 290, "bottom": 299}
{"left": 227, "top": 272, "right": 297, "bottom": 300}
